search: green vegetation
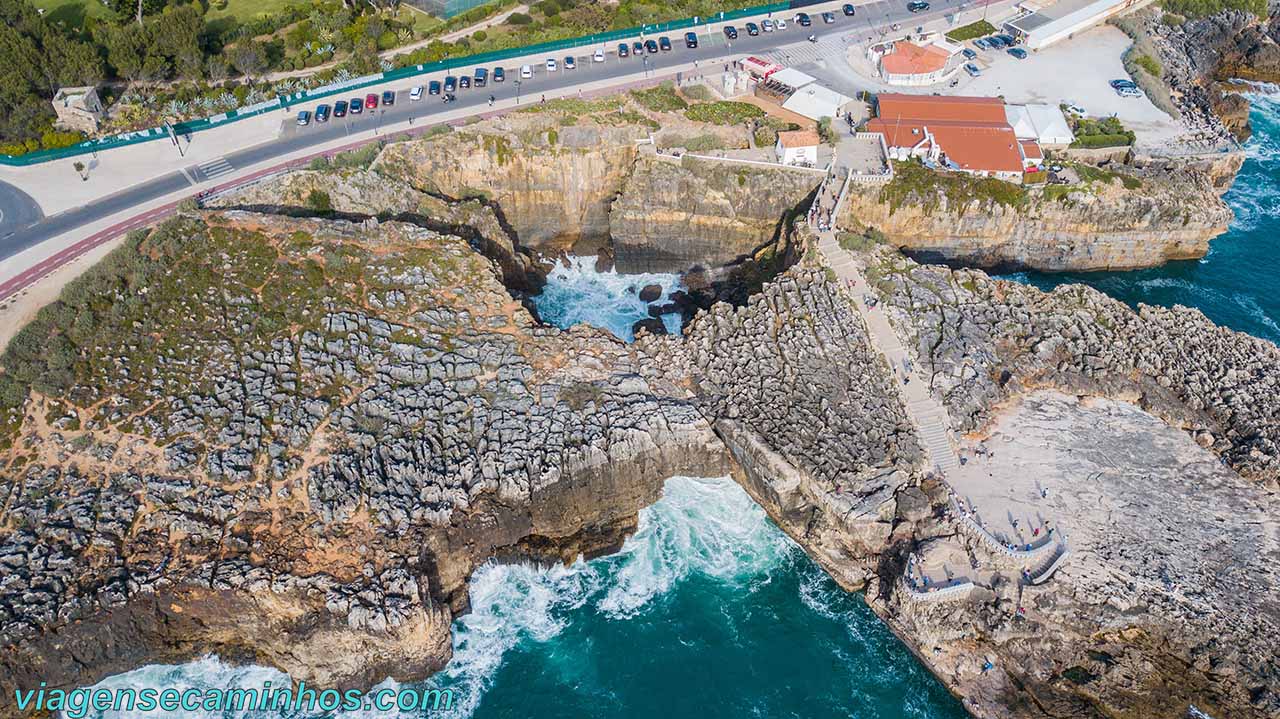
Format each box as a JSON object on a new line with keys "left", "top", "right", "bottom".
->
{"left": 1134, "top": 54, "right": 1162, "bottom": 78}
{"left": 837, "top": 227, "right": 887, "bottom": 252}
{"left": 945, "top": 19, "right": 996, "bottom": 42}
{"left": 879, "top": 161, "right": 1026, "bottom": 216}
{"left": 1160, "top": 11, "right": 1186, "bottom": 25}
{"left": 684, "top": 101, "right": 765, "bottom": 126}
{"left": 1111, "top": 12, "right": 1178, "bottom": 118}
{"left": 670, "top": 134, "right": 729, "bottom": 152}
{"left": 1073, "top": 163, "right": 1143, "bottom": 190}
{"left": 309, "top": 141, "right": 386, "bottom": 171}
{"left": 1069, "top": 115, "right": 1135, "bottom": 149}
{"left": 752, "top": 116, "right": 798, "bottom": 147}
{"left": 1158, "top": 0, "right": 1267, "bottom": 18}
{"left": 306, "top": 189, "right": 333, "bottom": 214}
{"left": 630, "top": 83, "right": 688, "bottom": 113}
{"left": 816, "top": 116, "right": 836, "bottom": 145}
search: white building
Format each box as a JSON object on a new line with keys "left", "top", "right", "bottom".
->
{"left": 870, "top": 38, "right": 961, "bottom": 86}
{"left": 1006, "top": 0, "right": 1155, "bottom": 51}
{"left": 782, "top": 83, "right": 854, "bottom": 122}
{"left": 1005, "top": 103, "right": 1076, "bottom": 147}
{"left": 776, "top": 129, "right": 822, "bottom": 166}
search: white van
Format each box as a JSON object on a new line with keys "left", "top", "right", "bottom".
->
{"left": 520, "top": 64, "right": 533, "bottom": 79}
{"left": 546, "top": 57, "right": 558, "bottom": 72}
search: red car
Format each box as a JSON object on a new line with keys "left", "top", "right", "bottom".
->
{"left": 365, "top": 93, "right": 379, "bottom": 109}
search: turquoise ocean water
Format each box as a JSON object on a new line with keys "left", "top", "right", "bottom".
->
{"left": 1008, "top": 93, "right": 1280, "bottom": 343}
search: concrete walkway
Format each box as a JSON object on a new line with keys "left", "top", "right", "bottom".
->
{"left": 812, "top": 137, "right": 960, "bottom": 478}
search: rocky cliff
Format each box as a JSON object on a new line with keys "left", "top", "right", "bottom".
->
{"left": 0, "top": 210, "right": 732, "bottom": 709}
{"left": 372, "top": 118, "right": 644, "bottom": 252}
{"left": 609, "top": 155, "right": 818, "bottom": 274}
{"left": 839, "top": 159, "right": 1238, "bottom": 271}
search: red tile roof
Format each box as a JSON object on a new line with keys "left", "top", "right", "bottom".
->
{"left": 880, "top": 42, "right": 951, "bottom": 75}
{"left": 868, "top": 95, "right": 1027, "bottom": 174}
{"left": 1019, "top": 139, "right": 1043, "bottom": 160}
{"left": 778, "top": 129, "right": 821, "bottom": 148}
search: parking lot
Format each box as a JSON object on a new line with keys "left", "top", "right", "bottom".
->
{"left": 950, "top": 25, "right": 1185, "bottom": 150}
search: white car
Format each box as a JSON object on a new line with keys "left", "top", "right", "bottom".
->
{"left": 409, "top": 85, "right": 423, "bottom": 101}
{"left": 520, "top": 64, "right": 533, "bottom": 79}
{"left": 1063, "top": 102, "right": 1086, "bottom": 116}
{"left": 762, "top": 19, "right": 775, "bottom": 32}
{"left": 594, "top": 48, "right": 605, "bottom": 62}
{"left": 1117, "top": 86, "right": 1143, "bottom": 98}
{"left": 776, "top": 18, "right": 787, "bottom": 29}
{"left": 546, "top": 58, "right": 558, "bottom": 72}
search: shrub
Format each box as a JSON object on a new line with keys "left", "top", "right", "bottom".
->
{"left": 41, "top": 131, "right": 85, "bottom": 150}
{"left": 945, "top": 20, "right": 997, "bottom": 42}
{"left": 472, "top": 30, "right": 488, "bottom": 42}
{"left": 507, "top": 12, "right": 532, "bottom": 24}
{"left": 630, "top": 83, "right": 688, "bottom": 112}
{"left": 307, "top": 189, "right": 333, "bottom": 214}
{"left": 1134, "top": 54, "right": 1162, "bottom": 77}
{"left": 684, "top": 101, "right": 765, "bottom": 125}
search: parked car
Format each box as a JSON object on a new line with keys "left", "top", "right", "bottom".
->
{"left": 428, "top": 81, "right": 441, "bottom": 95}
{"left": 974, "top": 38, "right": 992, "bottom": 50}
{"left": 618, "top": 42, "right": 630, "bottom": 57}
{"left": 822, "top": 11, "right": 836, "bottom": 23}
{"left": 295, "top": 110, "right": 311, "bottom": 126}
{"left": 745, "top": 22, "right": 760, "bottom": 36}
{"left": 1063, "top": 102, "right": 1085, "bottom": 116}
{"left": 762, "top": 19, "right": 774, "bottom": 32}
{"left": 493, "top": 67, "right": 505, "bottom": 82}
{"left": 474, "top": 68, "right": 488, "bottom": 86}
{"left": 564, "top": 55, "right": 576, "bottom": 69}
{"left": 633, "top": 41, "right": 644, "bottom": 55}
{"left": 659, "top": 36, "right": 672, "bottom": 51}
{"left": 644, "top": 39, "right": 658, "bottom": 53}
{"left": 444, "top": 76, "right": 457, "bottom": 92}
{"left": 843, "top": 3, "right": 856, "bottom": 15}
{"left": 907, "top": 1, "right": 930, "bottom": 12}
{"left": 546, "top": 57, "right": 558, "bottom": 72}
{"left": 685, "top": 31, "right": 698, "bottom": 48}
{"left": 365, "top": 93, "right": 379, "bottom": 109}
{"left": 410, "top": 85, "right": 423, "bottom": 101}
{"left": 1109, "top": 78, "right": 1137, "bottom": 90}
{"left": 964, "top": 63, "right": 981, "bottom": 77}
{"left": 315, "top": 104, "right": 330, "bottom": 122}
{"left": 723, "top": 26, "right": 739, "bottom": 39}
{"left": 381, "top": 90, "right": 395, "bottom": 105}
{"left": 520, "top": 64, "right": 533, "bottom": 78}
{"left": 459, "top": 76, "right": 471, "bottom": 89}
{"left": 961, "top": 48, "right": 977, "bottom": 59}
{"left": 795, "top": 12, "right": 811, "bottom": 27}
{"left": 1007, "top": 47, "right": 1027, "bottom": 59}
{"left": 333, "top": 100, "right": 348, "bottom": 117}
{"left": 996, "top": 33, "right": 1016, "bottom": 45}
{"left": 349, "top": 97, "right": 363, "bottom": 114}
{"left": 1117, "top": 85, "right": 1143, "bottom": 98}
{"left": 594, "top": 48, "right": 605, "bottom": 62}
{"left": 775, "top": 18, "right": 787, "bottom": 29}
{"left": 986, "top": 35, "right": 1008, "bottom": 48}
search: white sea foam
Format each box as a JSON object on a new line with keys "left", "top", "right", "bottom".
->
{"left": 68, "top": 477, "right": 794, "bottom": 719}
{"left": 529, "top": 255, "right": 684, "bottom": 341}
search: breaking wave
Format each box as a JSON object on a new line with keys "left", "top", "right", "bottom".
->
{"left": 68, "top": 477, "right": 967, "bottom": 719}
{"left": 530, "top": 255, "right": 684, "bottom": 341}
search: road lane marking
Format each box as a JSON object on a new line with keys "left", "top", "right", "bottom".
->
{"left": 180, "top": 167, "right": 197, "bottom": 186}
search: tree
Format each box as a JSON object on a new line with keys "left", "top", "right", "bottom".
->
{"left": 229, "top": 39, "right": 268, "bottom": 79}
{"left": 103, "top": 24, "right": 147, "bottom": 81}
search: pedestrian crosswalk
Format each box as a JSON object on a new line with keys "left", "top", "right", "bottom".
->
{"left": 761, "top": 37, "right": 847, "bottom": 67}
{"left": 197, "top": 157, "right": 235, "bottom": 181}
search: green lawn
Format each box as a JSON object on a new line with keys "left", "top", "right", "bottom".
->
{"left": 30, "top": 0, "right": 304, "bottom": 29}
{"left": 945, "top": 19, "right": 996, "bottom": 42}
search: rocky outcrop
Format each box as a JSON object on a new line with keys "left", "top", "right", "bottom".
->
{"left": 609, "top": 156, "right": 818, "bottom": 274}
{"left": 206, "top": 168, "right": 542, "bottom": 291}
{"left": 0, "top": 211, "right": 733, "bottom": 712}
{"left": 372, "top": 118, "right": 647, "bottom": 251}
{"left": 868, "top": 248, "right": 1280, "bottom": 489}
{"left": 840, "top": 160, "right": 1238, "bottom": 271}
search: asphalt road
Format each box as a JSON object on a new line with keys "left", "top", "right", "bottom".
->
{"left": 0, "top": 0, "right": 973, "bottom": 265}
{"left": 0, "top": 180, "right": 43, "bottom": 241}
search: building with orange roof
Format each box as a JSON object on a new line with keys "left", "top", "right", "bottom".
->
{"left": 877, "top": 41, "right": 957, "bottom": 86}
{"left": 865, "top": 93, "right": 1042, "bottom": 182}
{"left": 775, "top": 129, "right": 822, "bottom": 166}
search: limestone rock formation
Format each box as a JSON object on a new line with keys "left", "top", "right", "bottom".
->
{"left": 839, "top": 158, "right": 1239, "bottom": 271}
{"left": 609, "top": 156, "right": 818, "bottom": 274}
{"left": 0, "top": 211, "right": 732, "bottom": 710}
